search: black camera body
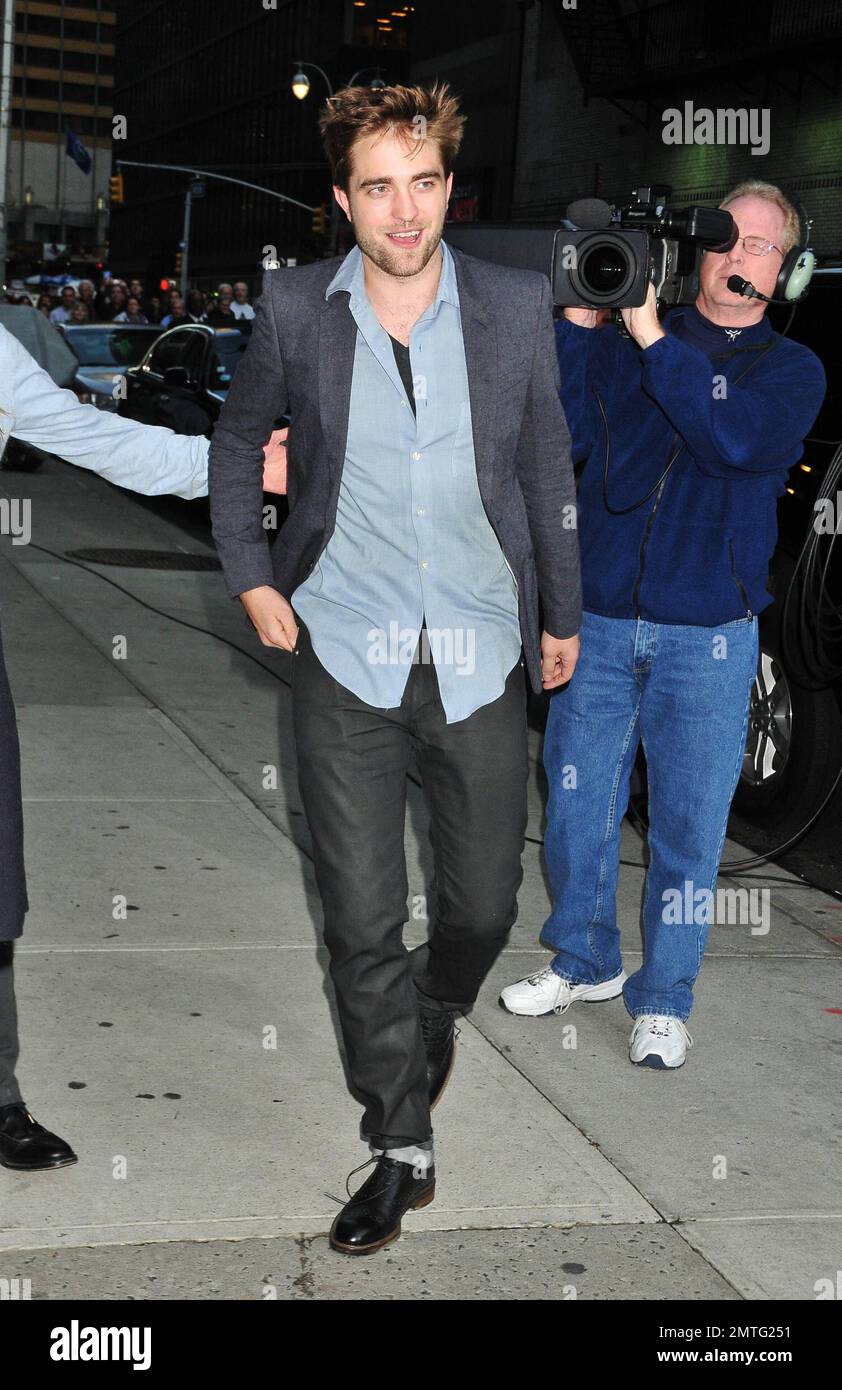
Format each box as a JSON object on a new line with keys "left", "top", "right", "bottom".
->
{"left": 551, "top": 185, "right": 737, "bottom": 309}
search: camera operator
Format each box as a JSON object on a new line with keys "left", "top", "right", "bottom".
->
{"left": 500, "top": 180, "right": 826, "bottom": 1068}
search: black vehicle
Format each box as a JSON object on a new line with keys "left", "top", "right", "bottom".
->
{"left": 731, "top": 267, "right": 842, "bottom": 837}
{"left": 118, "top": 323, "right": 253, "bottom": 435}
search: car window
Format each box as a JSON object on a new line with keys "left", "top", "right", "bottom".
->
{"left": 146, "top": 329, "right": 206, "bottom": 385}
{"left": 207, "top": 331, "right": 249, "bottom": 395}
{"left": 66, "top": 327, "right": 162, "bottom": 367}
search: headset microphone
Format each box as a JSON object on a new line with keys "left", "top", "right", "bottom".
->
{"left": 726, "top": 274, "right": 788, "bottom": 304}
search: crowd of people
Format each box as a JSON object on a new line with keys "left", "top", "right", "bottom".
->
{"left": 2, "top": 276, "right": 256, "bottom": 329}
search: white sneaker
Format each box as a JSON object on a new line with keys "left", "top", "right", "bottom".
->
{"left": 499, "top": 966, "right": 627, "bottom": 1017}
{"left": 629, "top": 1014, "right": 693, "bottom": 1069}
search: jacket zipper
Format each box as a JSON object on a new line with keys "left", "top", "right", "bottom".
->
{"left": 632, "top": 474, "right": 668, "bottom": 618}
{"left": 728, "top": 539, "right": 753, "bottom": 619}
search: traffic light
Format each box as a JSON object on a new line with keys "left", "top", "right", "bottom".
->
{"left": 311, "top": 203, "right": 328, "bottom": 237}
{"left": 175, "top": 251, "right": 183, "bottom": 274}
{"left": 109, "top": 172, "right": 124, "bottom": 204}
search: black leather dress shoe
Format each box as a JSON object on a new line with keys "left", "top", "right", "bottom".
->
{"left": 329, "top": 1155, "right": 435, "bottom": 1255}
{"left": 0, "top": 1104, "right": 78, "bottom": 1171}
{"left": 420, "top": 1006, "right": 456, "bottom": 1109}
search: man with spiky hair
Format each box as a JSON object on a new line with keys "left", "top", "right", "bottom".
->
{"left": 209, "top": 81, "right": 581, "bottom": 1255}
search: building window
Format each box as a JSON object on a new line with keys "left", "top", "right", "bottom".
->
{"left": 349, "top": 0, "right": 412, "bottom": 49}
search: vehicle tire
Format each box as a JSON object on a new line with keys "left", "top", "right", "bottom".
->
{"left": 732, "top": 603, "right": 842, "bottom": 836}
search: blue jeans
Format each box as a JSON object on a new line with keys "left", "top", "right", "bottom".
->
{"left": 541, "top": 610, "right": 758, "bottom": 1020}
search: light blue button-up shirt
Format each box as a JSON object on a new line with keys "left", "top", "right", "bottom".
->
{"left": 290, "top": 240, "right": 522, "bottom": 725}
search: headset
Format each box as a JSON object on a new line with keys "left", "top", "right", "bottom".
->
{"left": 729, "top": 192, "right": 816, "bottom": 306}
{"left": 774, "top": 194, "right": 817, "bottom": 302}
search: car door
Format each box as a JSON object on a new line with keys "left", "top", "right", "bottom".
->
{"left": 123, "top": 327, "right": 206, "bottom": 429}
{"left": 154, "top": 330, "right": 214, "bottom": 435}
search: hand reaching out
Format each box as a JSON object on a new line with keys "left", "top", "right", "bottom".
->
{"left": 261, "top": 425, "right": 289, "bottom": 494}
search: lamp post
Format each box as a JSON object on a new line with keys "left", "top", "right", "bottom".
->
{"left": 291, "top": 61, "right": 387, "bottom": 255}
{"left": 0, "top": 0, "right": 14, "bottom": 292}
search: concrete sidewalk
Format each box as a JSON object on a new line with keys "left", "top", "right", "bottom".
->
{"left": 0, "top": 455, "right": 839, "bottom": 1300}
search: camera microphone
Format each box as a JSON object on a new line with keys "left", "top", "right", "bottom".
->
{"left": 566, "top": 198, "right": 613, "bottom": 229}
{"left": 726, "top": 274, "right": 788, "bottom": 305}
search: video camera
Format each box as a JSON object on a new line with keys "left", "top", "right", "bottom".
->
{"left": 552, "top": 185, "right": 738, "bottom": 309}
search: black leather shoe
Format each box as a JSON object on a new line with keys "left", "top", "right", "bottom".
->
{"left": 0, "top": 1104, "right": 78, "bottom": 1171}
{"left": 420, "top": 1006, "right": 456, "bottom": 1109}
{"left": 329, "top": 1155, "right": 435, "bottom": 1255}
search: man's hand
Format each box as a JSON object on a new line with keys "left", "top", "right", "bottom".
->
{"left": 541, "top": 630, "right": 580, "bottom": 690}
{"left": 261, "top": 426, "right": 288, "bottom": 494}
{"left": 563, "top": 306, "right": 601, "bottom": 329}
{"left": 620, "top": 281, "right": 665, "bottom": 349}
{"left": 240, "top": 585, "right": 298, "bottom": 652}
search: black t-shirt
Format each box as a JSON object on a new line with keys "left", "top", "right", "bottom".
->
{"left": 388, "top": 334, "right": 416, "bottom": 415}
{"left": 388, "top": 333, "right": 424, "bottom": 630}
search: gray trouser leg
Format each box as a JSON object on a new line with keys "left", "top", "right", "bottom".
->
{"left": 0, "top": 942, "right": 23, "bottom": 1108}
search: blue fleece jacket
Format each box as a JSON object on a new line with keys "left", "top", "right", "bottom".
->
{"left": 554, "top": 305, "right": 826, "bottom": 625}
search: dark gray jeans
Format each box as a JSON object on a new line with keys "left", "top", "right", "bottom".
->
{"left": 0, "top": 619, "right": 27, "bottom": 1111}
{"left": 292, "top": 620, "right": 529, "bottom": 1149}
{"left": 0, "top": 943, "right": 22, "bottom": 1108}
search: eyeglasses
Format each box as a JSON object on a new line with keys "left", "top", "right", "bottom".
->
{"left": 728, "top": 235, "right": 784, "bottom": 258}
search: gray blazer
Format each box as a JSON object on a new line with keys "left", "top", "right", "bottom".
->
{"left": 208, "top": 242, "right": 581, "bottom": 695}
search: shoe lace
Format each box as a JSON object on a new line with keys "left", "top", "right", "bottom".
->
{"left": 419, "top": 1010, "right": 456, "bottom": 1044}
{"left": 325, "top": 1151, "right": 429, "bottom": 1210}
{"left": 525, "top": 967, "right": 573, "bottom": 1015}
{"left": 634, "top": 1014, "right": 693, "bottom": 1046}
{"left": 323, "top": 1155, "right": 379, "bottom": 1207}
{"left": 527, "top": 967, "right": 555, "bottom": 986}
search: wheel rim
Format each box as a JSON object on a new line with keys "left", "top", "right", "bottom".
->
{"left": 741, "top": 650, "right": 793, "bottom": 788}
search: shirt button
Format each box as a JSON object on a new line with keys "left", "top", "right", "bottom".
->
{"left": 416, "top": 507, "right": 425, "bottom": 516}
{"left": 400, "top": 400, "right": 406, "bottom": 407}
{"left": 420, "top": 560, "right": 429, "bottom": 569}
{"left": 412, "top": 450, "right": 421, "bottom": 460}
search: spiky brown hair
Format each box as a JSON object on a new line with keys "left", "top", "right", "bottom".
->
{"left": 318, "top": 79, "right": 465, "bottom": 192}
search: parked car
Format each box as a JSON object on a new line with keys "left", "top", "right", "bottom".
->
{"left": 58, "top": 323, "right": 164, "bottom": 410}
{"left": 731, "top": 266, "right": 842, "bottom": 837}
{"left": 117, "top": 321, "right": 288, "bottom": 532}
{"left": 118, "top": 323, "right": 254, "bottom": 435}
{"left": 0, "top": 305, "right": 78, "bottom": 470}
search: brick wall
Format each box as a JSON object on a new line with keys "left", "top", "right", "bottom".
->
{"left": 513, "top": 2, "right": 842, "bottom": 257}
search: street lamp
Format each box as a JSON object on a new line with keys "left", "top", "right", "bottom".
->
{"left": 291, "top": 61, "right": 332, "bottom": 101}
{"left": 290, "top": 62, "right": 387, "bottom": 101}
{"left": 291, "top": 68, "right": 314, "bottom": 100}
{"left": 352, "top": 69, "right": 387, "bottom": 90}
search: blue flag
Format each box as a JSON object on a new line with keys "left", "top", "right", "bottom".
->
{"left": 65, "top": 127, "right": 92, "bottom": 175}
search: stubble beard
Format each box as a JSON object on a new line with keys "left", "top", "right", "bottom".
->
{"left": 353, "top": 219, "right": 445, "bottom": 280}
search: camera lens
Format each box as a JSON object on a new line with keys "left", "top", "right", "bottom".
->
{"left": 580, "top": 242, "right": 630, "bottom": 296}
